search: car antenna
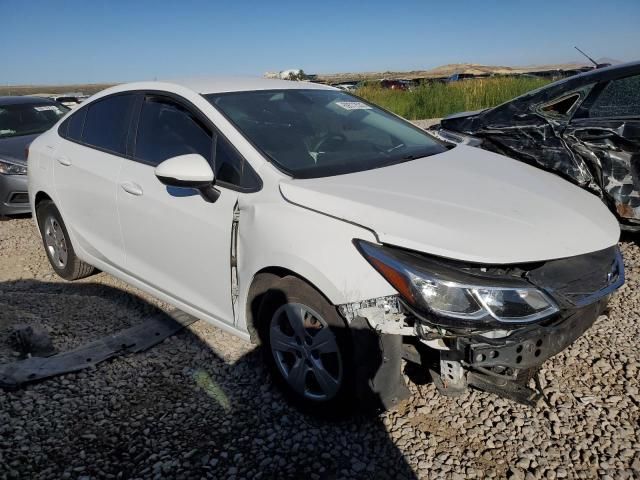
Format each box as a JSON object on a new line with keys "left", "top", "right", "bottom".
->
{"left": 574, "top": 46, "right": 609, "bottom": 69}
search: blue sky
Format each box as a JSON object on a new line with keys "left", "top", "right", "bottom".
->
{"left": 1, "top": 0, "right": 639, "bottom": 85}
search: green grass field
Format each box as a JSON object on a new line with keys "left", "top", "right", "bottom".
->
{"left": 357, "top": 76, "right": 551, "bottom": 119}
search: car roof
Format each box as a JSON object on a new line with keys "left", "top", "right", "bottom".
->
{"left": 556, "top": 60, "right": 640, "bottom": 85}
{"left": 0, "top": 96, "right": 60, "bottom": 106}
{"left": 482, "top": 60, "right": 640, "bottom": 118}
{"left": 101, "top": 76, "right": 337, "bottom": 97}
{"left": 174, "top": 76, "right": 336, "bottom": 94}
{"left": 526, "top": 60, "right": 640, "bottom": 97}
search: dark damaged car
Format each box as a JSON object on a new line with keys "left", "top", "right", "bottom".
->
{"left": 431, "top": 61, "right": 640, "bottom": 230}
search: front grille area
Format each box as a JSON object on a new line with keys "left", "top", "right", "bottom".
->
{"left": 526, "top": 246, "right": 623, "bottom": 307}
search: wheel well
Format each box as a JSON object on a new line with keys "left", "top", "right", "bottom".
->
{"left": 245, "top": 267, "right": 332, "bottom": 344}
{"left": 34, "top": 191, "right": 52, "bottom": 209}
{"left": 34, "top": 192, "right": 53, "bottom": 222}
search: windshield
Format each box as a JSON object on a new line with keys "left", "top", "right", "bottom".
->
{"left": 205, "top": 89, "right": 447, "bottom": 178}
{"left": 0, "top": 102, "right": 68, "bottom": 139}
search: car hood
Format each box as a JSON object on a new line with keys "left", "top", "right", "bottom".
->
{"left": 279, "top": 145, "right": 619, "bottom": 264}
{"left": 0, "top": 133, "right": 39, "bottom": 164}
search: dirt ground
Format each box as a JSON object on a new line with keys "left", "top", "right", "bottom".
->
{"left": 0, "top": 216, "right": 639, "bottom": 479}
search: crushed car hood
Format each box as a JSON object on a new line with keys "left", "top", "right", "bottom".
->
{"left": 279, "top": 145, "right": 619, "bottom": 264}
{"left": 0, "top": 133, "right": 39, "bottom": 164}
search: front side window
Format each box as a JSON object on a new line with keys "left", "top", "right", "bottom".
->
{"left": 82, "top": 94, "right": 137, "bottom": 155}
{"left": 135, "top": 96, "right": 212, "bottom": 166}
{"left": 206, "top": 89, "right": 447, "bottom": 178}
{"left": 135, "top": 95, "right": 256, "bottom": 188}
{"left": 0, "top": 102, "right": 67, "bottom": 139}
{"left": 214, "top": 134, "right": 260, "bottom": 188}
{"left": 587, "top": 75, "right": 640, "bottom": 118}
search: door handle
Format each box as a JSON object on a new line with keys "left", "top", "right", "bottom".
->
{"left": 56, "top": 156, "right": 72, "bottom": 166}
{"left": 120, "top": 181, "right": 143, "bottom": 196}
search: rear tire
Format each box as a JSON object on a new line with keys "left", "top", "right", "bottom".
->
{"left": 257, "top": 275, "right": 355, "bottom": 417}
{"left": 36, "top": 200, "right": 95, "bottom": 281}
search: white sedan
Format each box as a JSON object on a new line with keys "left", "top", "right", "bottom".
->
{"left": 28, "top": 77, "right": 624, "bottom": 414}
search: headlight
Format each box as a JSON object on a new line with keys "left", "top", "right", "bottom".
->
{"left": 0, "top": 159, "right": 27, "bottom": 175}
{"left": 355, "top": 240, "right": 558, "bottom": 326}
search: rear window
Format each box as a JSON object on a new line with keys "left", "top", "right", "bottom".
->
{"left": 81, "top": 94, "right": 137, "bottom": 155}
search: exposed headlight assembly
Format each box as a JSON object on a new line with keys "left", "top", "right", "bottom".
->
{"left": 0, "top": 159, "right": 27, "bottom": 175}
{"left": 355, "top": 240, "right": 558, "bottom": 326}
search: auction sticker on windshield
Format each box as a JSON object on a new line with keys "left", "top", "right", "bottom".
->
{"left": 34, "top": 106, "right": 62, "bottom": 112}
{"left": 335, "top": 101, "right": 372, "bottom": 110}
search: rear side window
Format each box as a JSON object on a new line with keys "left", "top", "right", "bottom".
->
{"left": 64, "top": 107, "right": 87, "bottom": 141}
{"left": 82, "top": 94, "right": 137, "bottom": 155}
{"left": 135, "top": 96, "right": 212, "bottom": 166}
{"left": 587, "top": 75, "right": 640, "bottom": 118}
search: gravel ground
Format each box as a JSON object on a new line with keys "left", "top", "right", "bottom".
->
{"left": 0, "top": 216, "right": 639, "bottom": 480}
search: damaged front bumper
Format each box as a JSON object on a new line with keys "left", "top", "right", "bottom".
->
{"left": 461, "top": 299, "right": 607, "bottom": 372}
{"left": 426, "top": 298, "right": 608, "bottom": 406}
{"left": 341, "top": 245, "right": 624, "bottom": 407}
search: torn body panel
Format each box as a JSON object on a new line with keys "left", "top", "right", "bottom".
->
{"left": 564, "top": 120, "right": 640, "bottom": 222}
{"left": 436, "top": 61, "right": 640, "bottom": 228}
{"left": 230, "top": 201, "right": 240, "bottom": 323}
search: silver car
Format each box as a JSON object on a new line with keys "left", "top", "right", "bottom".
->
{"left": 0, "top": 96, "right": 68, "bottom": 216}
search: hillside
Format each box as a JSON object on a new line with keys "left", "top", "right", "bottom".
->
{"left": 314, "top": 62, "right": 591, "bottom": 83}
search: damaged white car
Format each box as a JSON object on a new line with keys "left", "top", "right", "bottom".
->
{"left": 28, "top": 78, "right": 624, "bottom": 414}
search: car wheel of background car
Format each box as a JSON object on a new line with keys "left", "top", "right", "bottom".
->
{"left": 36, "top": 200, "right": 95, "bottom": 280}
{"left": 257, "top": 275, "right": 355, "bottom": 416}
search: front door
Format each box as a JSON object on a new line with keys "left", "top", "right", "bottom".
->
{"left": 117, "top": 94, "right": 243, "bottom": 324}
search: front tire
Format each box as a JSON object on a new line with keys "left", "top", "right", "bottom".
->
{"left": 257, "top": 276, "right": 355, "bottom": 416}
{"left": 36, "top": 200, "right": 95, "bottom": 281}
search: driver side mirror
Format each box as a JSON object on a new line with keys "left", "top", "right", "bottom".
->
{"left": 155, "top": 154, "right": 220, "bottom": 203}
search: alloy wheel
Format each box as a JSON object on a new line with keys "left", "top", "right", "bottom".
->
{"left": 269, "top": 303, "right": 343, "bottom": 401}
{"left": 43, "top": 216, "right": 68, "bottom": 269}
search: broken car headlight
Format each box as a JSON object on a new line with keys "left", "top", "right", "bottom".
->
{"left": 0, "top": 159, "right": 27, "bottom": 175}
{"left": 355, "top": 240, "right": 559, "bottom": 326}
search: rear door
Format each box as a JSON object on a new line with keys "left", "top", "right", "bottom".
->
{"left": 563, "top": 74, "right": 640, "bottom": 221}
{"left": 117, "top": 93, "right": 258, "bottom": 324}
{"left": 54, "top": 93, "right": 138, "bottom": 266}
